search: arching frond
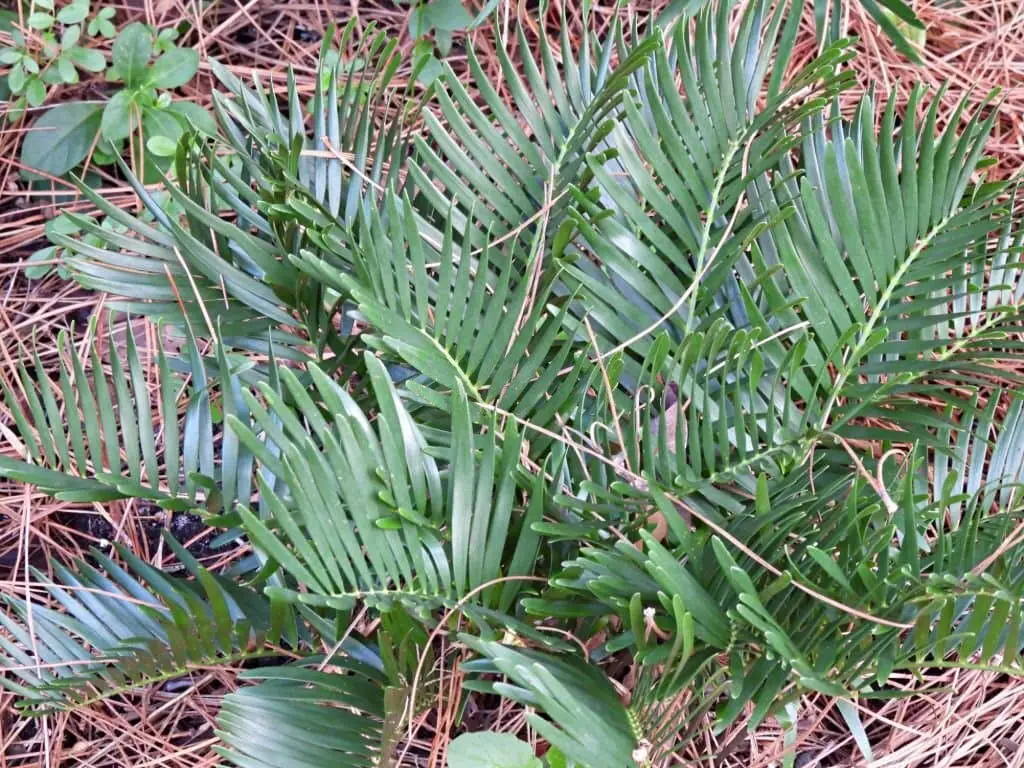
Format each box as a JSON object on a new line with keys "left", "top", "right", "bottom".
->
{"left": 216, "top": 665, "right": 389, "bottom": 768}
{"left": 211, "top": 19, "right": 411, "bottom": 227}
{"left": 293, "top": 191, "right": 590, "bottom": 432}
{"left": 3, "top": 2, "right": 1023, "bottom": 765}
{"left": 0, "top": 322, "right": 262, "bottom": 513}
{"left": 658, "top": 0, "right": 926, "bottom": 64}
{"left": 231, "top": 352, "right": 544, "bottom": 612}
{"left": 0, "top": 533, "right": 300, "bottom": 716}
{"left": 410, "top": 17, "right": 661, "bottom": 247}
{"left": 564, "top": 0, "right": 854, "bottom": 375}
{"left": 461, "top": 637, "right": 641, "bottom": 768}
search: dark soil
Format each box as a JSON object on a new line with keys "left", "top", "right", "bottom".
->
{"left": 0, "top": 503, "right": 226, "bottom": 581}
{"left": 59, "top": 502, "right": 224, "bottom": 563}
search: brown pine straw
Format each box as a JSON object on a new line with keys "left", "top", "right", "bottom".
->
{"left": 3, "top": 1, "right": 1024, "bottom": 765}
{"left": 789, "top": 0, "right": 1024, "bottom": 182}
{"left": 664, "top": 667, "right": 1024, "bottom": 766}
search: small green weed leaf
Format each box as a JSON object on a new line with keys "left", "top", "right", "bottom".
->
{"left": 143, "top": 105, "right": 184, "bottom": 141}
{"left": 69, "top": 46, "right": 106, "bottom": 72}
{"left": 435, "top": 28, "right": 454, "bottom": 55}
{"left": 447, "top": 732, "right": 542, "bottom": 768}
{"left": 101, "top": 90, "right": 137, "bottom": 141}
{"left": 21, "top": 101, "right": 102, "bottom": 176}
{"left": 57, "top": 54, "right": 78, "bottom": 83}
{"left": 148, "top": 46, "right": 198, "bottom": 89}
{"left": 45, "top": 214, "right": 81, "bottom": 238}
{"left": 8, "top": 62, "right": 26, "bottom": 93}
{"left": 87, "top": 7, "right": 115, "bottom": 38}
{"left": 92, "top": 142, "right": 121, "bottom": 165}
{"left": 414, "top": 52, "right": 443, "bottom": 86}
{"left": 27, "top": 12, "right": 55, "bottom": 30}
{"left": 422, "top": 0, "right": 474, "bottom": 32}
{"left": 112, "top": 22, "right": 152, "bottom": 86}
{"left": 61, "top": 24, "right": 81, "bottom": 49}
{"left": 56, "top": 0, "right": 89, "bottom": 25}
{"left": 140, "top": 139, "right": 174, "bottom": 180}
{"left": 24, "top": 247, "right": 58, "bottom": 280}
{"left": 146, "top": 134, "right": 178, "bottom": 157}
{"left": 25, "top": 77, "right": 47, "bottom": 107}
{"left": 137, "top": 107, "right": 181, "bottom": 179}
{"left": 155, "top": 27, "right": 179, "bottom": 53}
{"left": 166, "top": 101, "right": 217, "bottom": 136}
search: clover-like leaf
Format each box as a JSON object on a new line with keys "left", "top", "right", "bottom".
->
{"left": 27, "top": 12, "right": 55, "bottom": 30}
{"left": 61, "top": 24, "right": 81, "bottom": 49}
{"left": 24, "top": 77, "right": 47, "bottom": 107}
{"left": 87, "top": 7, "right": 116, "bottom": 38}
{"left": 56, "top": 0, "right": 89, "bottom": 25}
{"left": 8, "top": 61, "right": 26, "bottom": 93}
{"left": 57, "top": 54, "right": 78, "bottom": 83}
{"left": 145, "top": 134, "right": 178, "bottom": 157}
{"left": 24, "top": 247, "right": 59, "bottom": 280}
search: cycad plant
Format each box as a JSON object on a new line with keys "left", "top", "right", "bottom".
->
{"left": 3, "top": 1, "right": 1024, "bottom": 766}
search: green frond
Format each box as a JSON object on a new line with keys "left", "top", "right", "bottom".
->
{"left": 752, "top": 90, "right": 1020, "bottom": 418}
{"left": 292, "top": 191, "right": 590, "bottom": 432}
{"left": 231, "top": 352, "right": 544, "bottom": 612}
{"left": 0, "top": 533, "right": 299, "bottom": 715}
{"left": 0, "top": 321, "right": 259, "bottom": 513}
{"left": 55, "top": 167, "right": 310, "bottom": 358}
{"left": 411, "top": 16, "right": 661, "bottom": 245}
{"left": 658, "top": 0, "right": 926, "bottom": 65}
{"left": 564, "top": 0, "right": 854, "bottom": 374}
{"left": 58, "top": 25, "right": 413, "bottom": 358}
{"left": 211, "top": 19, "right": 410, "bottom": 227}
{"left": 0, "top": 323, "right": 187, "bottom": 502}
{"left": 216, "top": 665, "right": 390, "bottom": 768}
{"left": 935, "top": 390, "right": 1024, "bottom": 527}
{"left": 539, "top": 400, "right": 1024, "bottom": 748}
{"left": 461, "top": 636, "right": 641, "bottom": 768}
{"left": 5, "top": 1, "right": 1024, "bottom": 763}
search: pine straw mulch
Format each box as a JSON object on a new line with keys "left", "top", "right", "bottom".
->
{"left": 2, "top": 0, "right": 1024, "bottom": 765}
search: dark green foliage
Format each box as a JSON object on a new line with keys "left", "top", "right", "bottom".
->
{"left": 2, "top": 2, "right": 1022, "bottom": 766}
{"left": 0, "top": 532, "right": 298, "bottom": 716}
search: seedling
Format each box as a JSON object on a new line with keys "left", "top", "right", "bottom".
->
{"left": 17, "top": 20, "right": 213, "bottom": 178}
{"left": 0, "top": 0, "right": 106, "bottom": 115}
